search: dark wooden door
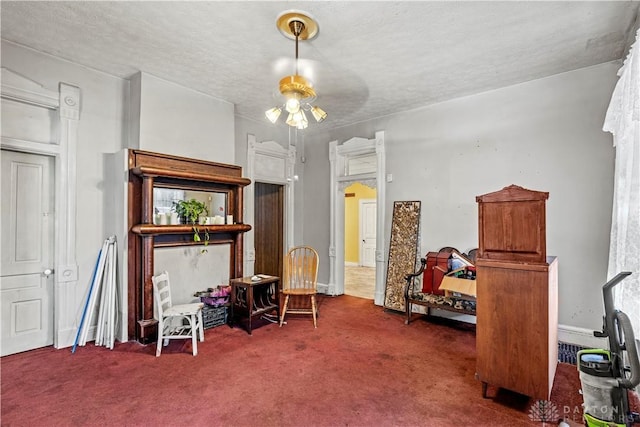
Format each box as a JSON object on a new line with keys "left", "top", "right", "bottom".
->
{"left": 254, "top": 182, "right": 284, "bottom": 278}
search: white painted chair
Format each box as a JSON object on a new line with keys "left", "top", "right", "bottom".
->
{"left": 152, "top": 271, "right": 204, "bottom": 357}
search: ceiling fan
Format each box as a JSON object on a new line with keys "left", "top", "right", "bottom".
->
{"left": 265, "top": 10, "right": 327, "bottom": 129}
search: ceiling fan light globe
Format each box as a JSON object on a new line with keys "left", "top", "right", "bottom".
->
{"left": 285, "top": 96, "right": 301, "bottom": 113}
{"left": 311, "top": 106, "right": 327, "bottom": 122}
{"left": 296, "top": 110, "right": 308, "bottom": 129}
{"left": 265, "top": 107, "right": 282, "bottom": 123}
{"left": 285, "top": 110, "right": 308, "bottom": 128}
{"left": 285, "top": 112, "right": 297, "bottom": 127}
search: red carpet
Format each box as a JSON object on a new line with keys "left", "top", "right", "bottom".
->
{"left": 1, "top": 295, "right": 637, "bottom": 426}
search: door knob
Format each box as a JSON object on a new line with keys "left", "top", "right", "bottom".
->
{"left": 43, "top": 268, "right": 54, "bottom": 277}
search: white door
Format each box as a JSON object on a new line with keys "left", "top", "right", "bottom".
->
{"left": 1, "top": 149, "right": 54, "bottom": 356}
{"left": 359, "top": 199, "right": 377, "bottom": 267}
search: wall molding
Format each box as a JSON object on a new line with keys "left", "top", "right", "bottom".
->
{"left": 0, "top": 67, "right": 59, "bottom": 109}
{"left": 317, "top": 282, "right": 329, "bottom": 294}
{"left": 329, "top": 131, "right": 386, "bottom": 305}
{"left": 245, "top": 134, "right": 295, "bottom": 276}
{"left": 1, "top": 68, "right": 80, "bottom": 350}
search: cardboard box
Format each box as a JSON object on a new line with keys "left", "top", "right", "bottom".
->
{"left": 439, "top": 275, "right": 476, "bottom": 300}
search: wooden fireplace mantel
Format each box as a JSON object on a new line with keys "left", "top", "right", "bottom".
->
{"left": 131, "top": 165, "right": 251, "bottom": 186}
{"left": 131, "top": 223, "right": 251, "bottom": 236}
{"left": 127, "top": 149, "right": 251, "bottom": 343}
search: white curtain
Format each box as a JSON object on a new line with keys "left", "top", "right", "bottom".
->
{"left": 603, "top": 29, "right": 640, "bottom": 341}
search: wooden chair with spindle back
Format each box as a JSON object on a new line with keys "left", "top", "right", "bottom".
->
{"left": 279, "top": 246, "right": 320, "bottom": 328}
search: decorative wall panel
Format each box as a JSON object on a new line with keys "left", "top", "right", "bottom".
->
{"left": 384, "top": 201, "right": 421, "bottom": 311}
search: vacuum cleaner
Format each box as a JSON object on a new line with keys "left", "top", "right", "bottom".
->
{"left": 578, "top": 272, "right": 640, "bottom": 426}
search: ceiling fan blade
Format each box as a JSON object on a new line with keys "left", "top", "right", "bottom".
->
{"left": 270, "top": 57, "right": 320, "bottom": 82}
{"left": 268, "top": 43, "right": 370, "bottom": 117}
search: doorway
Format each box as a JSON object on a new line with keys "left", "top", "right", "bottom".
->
{"left": 1, "top": 149, "right": 55, "bottom": 355}
{"left": 254, "top": 182, "right": 284, "bottom": 278}
{"left": 1, "top": 69, "right": 80, "bottom": 351}
{"left": 245, "top": 135, "right": 295, "bottom": 278}
{"left": 344, "top": 182, "right": 376, "bottom": 299}
{"left": 329, "top": 131, "right": 386, "bottom": 305}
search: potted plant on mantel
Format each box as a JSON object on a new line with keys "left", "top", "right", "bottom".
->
{"left": 173, "top": 199, "right": 209, "bottom": 250}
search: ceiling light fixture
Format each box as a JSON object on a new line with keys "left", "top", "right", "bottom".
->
{"left": 265, "top": 11, "right": 326, "bottom": 129}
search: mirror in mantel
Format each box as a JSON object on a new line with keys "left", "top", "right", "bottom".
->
{"left": 153, "top": 187, "right": 227, "bottom": 225}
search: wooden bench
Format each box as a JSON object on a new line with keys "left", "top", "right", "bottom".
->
{"left": 404, "top": 258, "right": 476, "bottom": 324}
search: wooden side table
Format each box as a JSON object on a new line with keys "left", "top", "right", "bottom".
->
{"left": 229, "top": 276, "right": 280, "bottom": 335}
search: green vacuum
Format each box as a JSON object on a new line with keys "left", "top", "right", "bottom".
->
{"left": 578, "top": 272, "right": 640, "bottom": 426}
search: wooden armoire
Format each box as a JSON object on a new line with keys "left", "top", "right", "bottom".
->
{"left": 475, "top": 185, "right": 558, "bottom": 400}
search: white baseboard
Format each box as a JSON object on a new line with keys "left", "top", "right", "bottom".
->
{"left": 56, "top": 327, "right": 77, "bottom": 349}
{"left": 317, "top": 282, "right": 330, "bottom": 294}
{"left": 344, "top": 262, "right": 358, "bottom": 267}
{"left": 374, "top": 291, "right": 384, "bottom": 306}
{"left": 558, "top": 324, "right": 607, "bottom": 349}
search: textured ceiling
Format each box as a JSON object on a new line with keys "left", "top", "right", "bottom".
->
{"left": 2, "top": 1, "right": 639, "bottom": 132}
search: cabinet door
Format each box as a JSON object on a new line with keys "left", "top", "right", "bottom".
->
{"left": 476, "top": 185, "right": 548, "bottom": 263}
{"left": 476, "top": 261, "right": 556, "bottom": 400}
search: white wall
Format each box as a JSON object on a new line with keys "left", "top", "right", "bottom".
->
{"left": 1, "top": 40, "right": 128, "bottom": 346}
{"left": 131, "top": 72, "right": 235, "bottom": 164}
{"left": 2, "top": 38, "right": 621, "bottom": 344}
{"left": 1, "top": 41, "right": 241, "bottom": 345}
{"left": 303, "top": 62, "right": 620, "bottom": 334}
{"left": 234, "top": 115, "right": 290, "bottom": 168}
{"left": 234, "top": 115, "right": 306, "bottom": 253}
{"left": 154, "top": 245, "right": 230, "bottom": 305}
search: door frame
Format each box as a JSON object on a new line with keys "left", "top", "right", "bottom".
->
{"left": 253, "top": 182, "right": 285, "bottom": 278}
{"left": 359, "top": 198, "right": 377, "bottom": 268}
{"left": 1, "top": 67, "right": 80, "bottom": 349}
{"left": 245, "top": 134, "right": 295, "bottom": 276}
{"left": 329, "top": 131, "right": 386, "bottom": 305}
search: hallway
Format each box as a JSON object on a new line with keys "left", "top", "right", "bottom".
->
{"left": 344, "top": 265, "right": 375, "bottom": 300}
